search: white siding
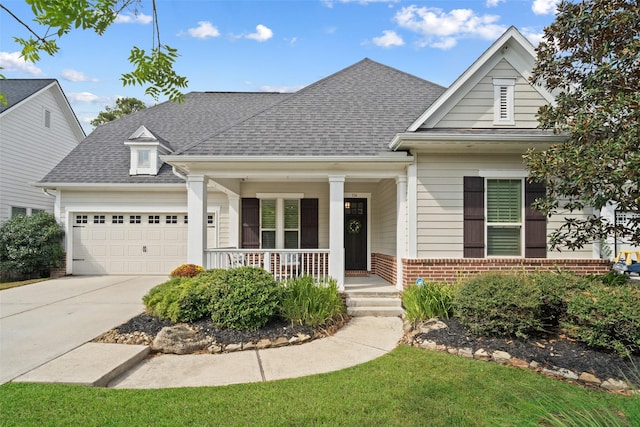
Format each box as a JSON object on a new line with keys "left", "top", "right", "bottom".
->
{"left": 416, "top": 154, "right": 594, "bottom": 259}
{"left": 431, "top": 59, "right": 547, "bottom": 129}
{"left": 0, "top": 86, "right": 81, "bottom": 223}
{"left": 371, "top": 179, "right": 396, "bottom": 256}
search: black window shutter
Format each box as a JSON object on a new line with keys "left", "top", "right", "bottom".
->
{"left": 464, "top": 176, "right": 485, "bottom": 258}
{"left": 300, "top": 198, "right": 319, "bottom": 249}
{"left": 525, "top": 181, "right": 547, "bottom": 258}
{"left": 241, "top": 198, "right": 260, "bottom": 249}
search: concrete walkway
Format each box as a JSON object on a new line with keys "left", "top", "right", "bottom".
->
{"left": 13, "top": 316, "right": 404, "bottom": 389}
{"left": 0, "top": 276, "right": 162, "bottom": 384}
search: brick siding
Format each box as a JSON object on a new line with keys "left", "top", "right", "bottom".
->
{"left": 402, "top": 258, "right": 612, "bottom": 288}
{"left": 371, "top": 253, "right": 396, "bottom": 285}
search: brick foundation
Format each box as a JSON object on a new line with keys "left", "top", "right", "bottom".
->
{"left": 402, "top": 258, "right": 612, "bottom": 288}
{"left": 50, "top": 253, "right": 67, "bottom": 279}
{"left": 371, "top": 253, "right": 396, "bottom": 285}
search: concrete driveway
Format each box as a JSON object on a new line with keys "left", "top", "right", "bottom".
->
{"left": 0, "top": 275, "right": 163, "bottom": 384}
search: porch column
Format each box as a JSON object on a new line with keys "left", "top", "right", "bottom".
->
{"left": 407, "top": 159, "right": 418, "bottom": 258}
{"left": 228, "top": 194, "right": 240, "bottom": 248}
{"left": 396, "top": 175, "right": 407, "bottom": 290}
{"left": 187, "top": 174, "right": 208, "bottom": 267}
{"left": 329, "top": 175, "right": 345, "bottom": 290}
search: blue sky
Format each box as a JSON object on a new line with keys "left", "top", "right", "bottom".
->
{"left": 0, "top": 0, "right": 560, "bottom": 133}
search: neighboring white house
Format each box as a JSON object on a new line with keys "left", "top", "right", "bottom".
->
{"left": 0, "top": 79, "right": 85, "bottom": 223}
{"left": 37, "top": 27, "right": 611, "bottom": 287}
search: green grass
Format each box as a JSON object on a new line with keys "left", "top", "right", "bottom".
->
{"left": 0, "top": 278, "right": 48, "bottom": 290}
{"left": 1, "top": 346, "right": 637, "bottom": 426}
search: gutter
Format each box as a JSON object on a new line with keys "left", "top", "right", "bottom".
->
{"left": 389, "top": 132, "right": 568, "bottom": 151}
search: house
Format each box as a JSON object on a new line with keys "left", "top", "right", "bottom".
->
{"left": 37, "top": 27, "right": 611, "bottom": 288}
{"left": 0, "top": 79, "right": 85, "bottom": 223}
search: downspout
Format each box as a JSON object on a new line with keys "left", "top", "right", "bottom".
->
{"left": 172, "top": 166, "right": 187, "bottom": 181}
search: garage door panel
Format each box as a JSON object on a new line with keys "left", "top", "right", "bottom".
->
{"left": 72, "top": 212, "right": 190, "bottom": 275}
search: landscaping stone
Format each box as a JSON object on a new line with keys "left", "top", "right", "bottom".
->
{"left": 601, "top": 378, "right": 629, "bottom": 392}
{"left": 542, "top": 366, "right": 578, "bottom": 380}
{"left": 208, "top": 344, "right": 223, "bottom": 354}
{"left": 509, "top": 358, "right": 529, "bottom": 369}
{"left": 419, "top": 319, "right": 448, "bottom": 334}
{"left": 492, "top": 350, "right": 511, "bottom": 364}
{"left": 578, "top": 372, "right": 601, "bottom": 385}
{"left": 243, "top": 342, "right": 256, "bottom": 351}
{"left": 152, "top": 325, "right": 210, "bottom": 355}
{"left": 473, "top": 349, "right": 490, "bottom": 361}
{"left": 256, "top": 339, "right": 272, "bottom": 349}
{"left": 458, "top": 347, "right": 473, "bottom": 358}
{"left": 225, "top": 343, "right": 242, "bottom": 352}
{"left": 419, "top": 340, "right": 437, "bottom": 350}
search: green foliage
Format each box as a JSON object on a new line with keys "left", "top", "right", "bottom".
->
{"left": 169, "top": 263, "right": 204, "bottom": 278}
{"left": 90, "top": 97, "right": 147, "bottom": 126}
{"left": 121, "top": 45, "right": 188, "bottom": 102}
{"left": 563, "top": 284, "right": 640, "bottom": 357}
{"left": 280, "top": 275, "right": 345, "bottom": 326}
{"left": 143, "top": 273, "right": 220, "bottom": 323}
{"left": 3, "top": 0, "right": 188, "bottom": 103}
{"left": 402, "top": 281, "right": 455, "bottom": 323}
{"left": 525, "top": 0, "right": 640, "bottom": 249}
{"left": 208, "top": 267, "right": 282, "bottom": 330}
{"left": 455, "top": 272, "right": 545, "bottom": 338}
{"left": 0, "top": 212, "right": 64, "bottom": 279}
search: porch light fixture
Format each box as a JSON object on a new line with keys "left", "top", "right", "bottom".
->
{"left": 344, "top": 201, "right": 351, "bottom": 209}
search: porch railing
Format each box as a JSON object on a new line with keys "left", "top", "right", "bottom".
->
{"left": 205, "top": 249, "right": 330, "bottom": 282}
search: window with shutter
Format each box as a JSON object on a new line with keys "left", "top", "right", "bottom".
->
{"left": 487, "top": 179, "right": 522, "bottom": 256}
{"left": 464, "top": 177, "right": 547, "bottom": 258}
{"left": 261, "top": 199, "right": 277, "bottom": 249}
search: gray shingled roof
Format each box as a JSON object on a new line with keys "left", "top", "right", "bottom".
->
{"left": 0, "top": 79, "right": 56, "bottom": 114}
{"left": 40, "top": 59, "right": 446, "bottom": 184}
{"left": 40, "top": 92, "right": 289, "bottom": 184}
{"left": 180, "top": 59, "right": 446, "bottom": 156}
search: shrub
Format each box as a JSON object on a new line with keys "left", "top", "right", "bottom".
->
{"left": 455, "top": 272, "right": 545, "bottom": 338}
{"left": 209, "top": 266, "right": 282, "bottom": 330}
{"left": 0, "top": 212, "right": 65, "bottom": 279}
{"left": 402, "top": 280, "right": 455, "bottom": 323}
{"left": 563, "top": 284, "right": 640, "bottom": 357}
{"left": 143, "top": 273, "right": 222, "bottom": 323}
{"left": 143, "top": 277, "right": 185, "bottom": 321}
{"left": 280, "top": 275, "right": 345, "bottom": 326}
{"left": 169, "top": 263, "right": 204, "bottom": 278}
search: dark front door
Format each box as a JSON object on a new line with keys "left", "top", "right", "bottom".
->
{"left": 344, "top": 198, "right": 367, "bottom": 270}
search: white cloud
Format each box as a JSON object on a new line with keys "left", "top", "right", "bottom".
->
{"left": 259, "top": 85, "right": 304, "bottom": 93}
{"left": 115, "top": 13, "right": 152, "bottom": 24}
{"left": 532, "top": 0, "right": 559, "bottom": 15}
{"left": 486, "top": 0, "right": 505, "bottom": 7}
{"left": 61, "top": 69, "right": 98, "bottom": 82}
{"left": 372, "top": 30, "right": 404, "bottom": 48}
{"left": 522, "top": 27, "right": 544, "bottom": 46}
{"left": 0, "top": 51, "right": 43, "bottom": 75}
{"left": 394, "top": 6, "right": 506, "bottom": 50}
{"left": 246, "top": 24, "right": 273, "bottom": 42}
{"left": 186, "top": 21, "right": 220, "bottom": 39}
{"left": 67, "top": 92, "right": 107, "bottom": 103}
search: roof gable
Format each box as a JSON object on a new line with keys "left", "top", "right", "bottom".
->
{"left": 0, "top": 79, "right": 85, "bottom": 142}
{"left": 179, "top": 59, "right": 445, "bottom": 157}
{"left": 408, "top": 26, "right": 554, "bottom": 131}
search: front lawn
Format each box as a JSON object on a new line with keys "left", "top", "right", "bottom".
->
{"left": 1, "top": 346, "right": 637, "bottom": 426}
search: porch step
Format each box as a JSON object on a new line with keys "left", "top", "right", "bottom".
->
{"left": 344, "top": 285, "right": 403, "bottom": 317}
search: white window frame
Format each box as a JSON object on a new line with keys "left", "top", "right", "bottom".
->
{"left": 485, "top": 177, "right": 524, "bottom": 257}
{"left": 43, "top": 108, "right": 51, "bottom": 128}
{"left": 493, "top": 78, "right": 515, "bottom": 125}
{"left": 256, "top": 193, "right": 303, "bottom": 250}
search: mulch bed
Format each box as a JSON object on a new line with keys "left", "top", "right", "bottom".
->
{"left": 413, "top": 317, "right": 640, "bottom": 388}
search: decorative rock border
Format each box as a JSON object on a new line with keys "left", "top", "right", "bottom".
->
{"left": 402, "top": 319, "right": 636, "bottom": 395}
{"left": 93, "top": 317, "right": 349, "bottom": 355}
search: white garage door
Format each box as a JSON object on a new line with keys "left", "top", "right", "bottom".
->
{"left": 72, "top": 213, "right": 216, "bottom": 275}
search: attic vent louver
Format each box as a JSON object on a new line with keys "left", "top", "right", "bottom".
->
{"left": 493, "top": 78, "right": 515, "bottom": 125}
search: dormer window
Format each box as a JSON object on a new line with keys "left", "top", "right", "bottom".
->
{"left": 493, "top": 78, "right": 515, "bottom": 125}
{"left": 124, "top": 126, "right": 173, "bottom": 176}
{"left": 137, "top": 149, "right": 151, "bottom": 168}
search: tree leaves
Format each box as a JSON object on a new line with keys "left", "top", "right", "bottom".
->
{"left": 526, "top": 0, "right": 640, "bottom": 250}
{"left": 4, "top": 0, "right": 188, "bottom": 103}
{"left": 90, "top": 96, "right": 147, "bottom": 126}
